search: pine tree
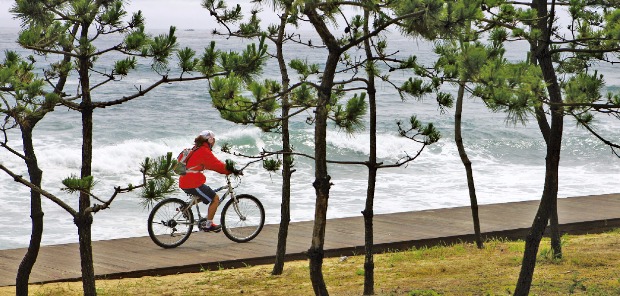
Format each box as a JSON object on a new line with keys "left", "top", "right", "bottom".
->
{"left": 203, "top": 1, "right": 446, "bottom": 293}
{"left": 443, "top": 0, "right": 620, "bottom": 294}
{"left": 7, "top": 1, "right": 267, "bottom": 294}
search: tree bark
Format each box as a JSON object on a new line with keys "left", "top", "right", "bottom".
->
{"left": 514, "top": 109, "right": 562, "bottom": 295}
{"left": 76, "top": 212, "right": 96, "bottom": 295}
{"left": 77, "top": 23, "right": 97, "bottom": 296}
{"left": 455, "top": 82, "right": 483, "bottom": 249}
{"left": 308, "top": 87, "right": 333, "bottom": 296}
{"left": 15, "top": 39, "right": 71, "bottom": 295}
{"left": 529, "top": 32, "right": 562, "bottom": 260}
{"left": 308, "top": 110, "right": 331, "bottom": 296}
{"left": 304, "top": 5, "right": 340, "bottom": 294}
{"left": 15, "top": 127, "right": 44, "bottom": 296}
{"left": 535, "top": 106, "right": 562, "bottom": 258}
{"left": 272, "top": 151, "right": 292, "bottom": 275}
{"left": 272, "top": 10, "right": 293, "bottom": 275}
{"left": 78, "top": 121, "right": 97, "bottom": 296}
{"left": 362, "top": 167, "right": 376, "bottom": 296}
{"left": 549, "top": 202, "right": 562, "bottom": 258}
{"left": 362, "top": 9, "right": 377, "bottom": 295}
{"left": 514, "top": 5, "right": 564, "bottom": 291}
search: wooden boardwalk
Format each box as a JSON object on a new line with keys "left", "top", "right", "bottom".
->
{"left": 1, "top": 193, "right": 619, "bottom": 287}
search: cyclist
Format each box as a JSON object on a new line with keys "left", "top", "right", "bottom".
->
{"left": 178, "top": 130, "right": 241, "bottom": 232}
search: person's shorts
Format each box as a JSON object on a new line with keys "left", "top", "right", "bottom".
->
{"left": 182, "top": 184, "right": 216, "bottom": 203}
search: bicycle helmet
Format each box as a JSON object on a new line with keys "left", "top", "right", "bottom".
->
{"left": 199, "top": 130, "right": 215, "bottom": 139}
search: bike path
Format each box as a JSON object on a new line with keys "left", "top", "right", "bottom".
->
{"left": 1, "top": 193, "right": 619, "bottom": 286}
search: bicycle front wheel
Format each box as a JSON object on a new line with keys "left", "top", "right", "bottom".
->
{"left": 221, "top": 194, "right": 265, "bottom": 243}
{"left": 148, "top": 198, "right": 194, "bottom": 248}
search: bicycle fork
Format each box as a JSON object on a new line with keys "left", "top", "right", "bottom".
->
{"left": 229, "top": 195, "right": 247, "bottom": 221}
{"left": 217, "top": 188, "right": 247, "bottom": 221}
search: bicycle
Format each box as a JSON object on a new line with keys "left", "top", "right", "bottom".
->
{"left": 147, "top": 175, "right": 265, "bottom": 248}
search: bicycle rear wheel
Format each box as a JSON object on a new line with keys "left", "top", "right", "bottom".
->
{"left": 221, "top": 194, "right": 265, "bottom": 243}
{"left": 148, "top": 198, "right": 194, "bottom": 248}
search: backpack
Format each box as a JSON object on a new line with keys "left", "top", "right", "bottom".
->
{"left": 174, "top": 147, "right": 199, "bottom": 175}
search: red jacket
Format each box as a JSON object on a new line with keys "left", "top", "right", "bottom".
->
{"left": 179, "top": 143, "right": 231, "bottom": 189}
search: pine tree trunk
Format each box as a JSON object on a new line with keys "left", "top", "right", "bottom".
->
{"left": 362, "top": 166, "right": 377, "bottom": 296}
{"left": 362, "top": 11, "right": 377, "bottom": 294}
{"left": 514, "top": 23, "right": 564, "bottom": 294}
{"left": 16, "top": 43, "right": 70, "bottom": 295}
{"left": 304, "top": 5, "right": 340, "bottom": 295}
{"left": 549, "top": 202, "right": 562, "bottom": 258}
{"left": 529, "top": 28, "right": 562, "bottom": 261}
{"left": 272, "top": 115, "right": 292, "bottom": 274}
{"left": 272, "top": 150, "right": 291, "bottom": 275}
{"left": 78, "top": 104, "right": 97, "bottom": 296}
{"left": 77, "top": 212, "right": 96, "bottom": 296}
{"left": 455, "top": 82, "right": 483, "bottom": 249}
{"left": 77, "top": 23, "right": 97, "bottom": 296}
{"left": 309, "top": 97, "right": 331, "bottom": 296}
{"left": 533, "top": 106, "right": 562, "bottom": 256}
{"left": 514, "top": 121, "right": 562, "bottom": 295}
{"left": 15, "top": 127, "right": 44, "bottom": 296}
{"left": 272, "top": 10, "right": 292, "bottom": 276}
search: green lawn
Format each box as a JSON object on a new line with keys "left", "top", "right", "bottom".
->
{"left": 2, "top": 230, "right": 620, "bottom": 295}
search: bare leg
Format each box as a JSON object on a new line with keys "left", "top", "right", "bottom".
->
{"left": 207, "top": 194, "right": 220, "bottom": 220}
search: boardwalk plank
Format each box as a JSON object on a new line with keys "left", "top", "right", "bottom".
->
{"left": 0, "top": 194, "right": 619, "bottom": 286}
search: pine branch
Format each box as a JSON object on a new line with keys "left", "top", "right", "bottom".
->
{"left": 91, "top": 74, "right": 217, "bottom": 108}
{"left": 571, "top": 112, "right": 620, "bottom": 158}
{"left": 0, "top": 163, "right": 78, "bottom": 216}
{"left": 0, "top": 141, "right": 26, "bottom": 161}
{"left": 377, "top": 145, "right": 427, "bottom": 169}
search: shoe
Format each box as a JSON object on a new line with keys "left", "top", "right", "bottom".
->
{"left": 203, "top": 223, "right": 222, "bottom": 233}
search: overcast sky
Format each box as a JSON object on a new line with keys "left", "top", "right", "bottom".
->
{"left": 0, "top": 0, "right": 569, "bottom": 33}
{"left": 0, "top": 0, "right": 260, "bottom": 30}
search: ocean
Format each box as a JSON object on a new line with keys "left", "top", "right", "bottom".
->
{"left": 1, "top": 27, "right": 619, "bottom": 250}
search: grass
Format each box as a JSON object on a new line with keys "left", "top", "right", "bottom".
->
{"left": 2, "top": 230, "right": 620, "bottom": 295}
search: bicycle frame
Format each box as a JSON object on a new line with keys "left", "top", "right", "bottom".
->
{"left": 184, "top": 175, "right": 241, "bottom": 224}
